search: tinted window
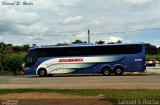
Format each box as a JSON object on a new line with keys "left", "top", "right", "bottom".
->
{"left": 29, "top": 44, "right": 142, "bottom": 58}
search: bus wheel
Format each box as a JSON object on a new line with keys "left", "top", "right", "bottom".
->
{"left": 114, "top": 66, "right": 123, "bottom": 76}
{"left": 101, "top": 67, "right": 111, "bottom": 76}
{"left": 38, "top": 68, "right": 47, "bottom": 77}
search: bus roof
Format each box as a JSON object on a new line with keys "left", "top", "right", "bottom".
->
{"left": 28, "top": 42, "right": 144, "bottom": 51}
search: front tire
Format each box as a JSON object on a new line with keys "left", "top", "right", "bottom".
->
{"left": 101, "top": 67, "right": 111, "bottom": 76}
{"left": 38, "top": 68, "right": 47, "bottom": 77}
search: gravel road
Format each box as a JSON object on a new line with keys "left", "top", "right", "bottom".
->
{"left": 0, "top": 73, "right": 160, "bottom": 89}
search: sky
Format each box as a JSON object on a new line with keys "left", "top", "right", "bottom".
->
{"left": 0, "top": 0, "right": 160, "bottom": 47}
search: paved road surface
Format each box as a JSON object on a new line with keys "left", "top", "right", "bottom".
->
{"left": 0, "top": 73, "right": 160, "bottom": 89}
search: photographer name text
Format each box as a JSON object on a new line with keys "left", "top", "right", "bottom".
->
{"left": 2, "top": 1, "right": 33, "bottom": 6}
{"left": 118, "top": 99, "right": 160, "bottom": 105}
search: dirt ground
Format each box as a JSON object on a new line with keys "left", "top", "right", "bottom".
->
{"left": 0, "top": 92, "right": 112, "bottom": 105}
{"left": 1, "top": 75, "right": 160, "bottom": 105}
{"left": 1, "top": 74, "right": 160, "bottom": 89}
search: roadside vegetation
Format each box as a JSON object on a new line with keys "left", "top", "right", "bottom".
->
{"left": 145, "top": 43, "right": 160, "bottom": 61}
{"left": 146, "top": 54, "right": 160, "bottom": 61}
{"left": 0, "top": 40, "right": 160, "bottom": 75}
{"left": 0, "top": 42, "right": 28, "bottom": 75}
{"left": 0, "top": 89, "right": 160, "bottom": 105}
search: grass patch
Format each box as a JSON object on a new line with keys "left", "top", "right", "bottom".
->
{"left": 146, "top": 54, "right": 160, "bottom": 60}
{"left": 0, "top": 71, "right": 13, "bottom": 76}
{"left": 0, "top": 89, "right": 160, "bottom": 105}
{"left": 0, "top": 71, "right": 21, "bottom": 76}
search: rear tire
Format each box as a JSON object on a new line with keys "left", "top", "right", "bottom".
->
{"left": 101, "top": 67, "right": 111, "bottom": 76}
{"left": 114, "top": 66, "right": 123, "bottom": 76}
{"left": 38, "top": 68, "right": 47, "bottom": 77}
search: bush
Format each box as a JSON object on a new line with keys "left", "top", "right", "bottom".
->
{"left": 2, "top": 53, "right": 26, "bottom": 72}
{"left": 146, "top": 54, "right": 160, "bottom": 61}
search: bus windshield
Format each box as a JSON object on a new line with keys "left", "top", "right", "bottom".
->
{"left": 25, "top": 50, "right": 38, "bottom": 67}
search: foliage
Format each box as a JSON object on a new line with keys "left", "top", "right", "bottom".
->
{"left": 2, "top": 53, "right": 26, "bottom": 72}
{"left": 0, "top": 42, "right": 28, "bottom": 74}
{"left": 1, "top": 41, "right": 160, "bottom": 75}
{"left": 146, "top": 54, "right": 160, "bottom": 61}
{"left": 0, "top": 42, "right": 12, "bottom": 72}
{"left": 145, "top": 43, "right": 157, "bottom": 55}
{"left": 95, "top": 40, "right": 105, "bottom": 44}
{"left": 157, "top": 47, "right": 160, "bottom": 54}
{"left": 0, "top": 71, "right": 15, "bottom": 76}
{"left": 12, "top": 44, "right": 30, "bottom": 52}
{"left": 71, "top": 39, "right": 87, "bottom": 44}
{"left": 0, "top": 42, "right": 30, "bottom": 53}
{"left": 116, "top": 40, "right": 123, "bottom": 44}
{"left": 107, "top": 40, "right": 123, "bottom": 44}
{"left": 55, "top": 43, "right": 70, "bottom": 46}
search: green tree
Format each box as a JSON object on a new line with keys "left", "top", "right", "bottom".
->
{"left": 145, "top": 43, "right": 157, "bottom": 55}
{"left": 107, "top": 42, "right": 115, "bottom": 44}
{"left": 12, "top": 46, "right": 22, "bottom": 52}
{"left": 55, "top": 43, "right": 69, "bottom": 46}
{"left": 107, "top": 40, "right": 123, "bottom": 44}
{"left": 0, "top": 42, "right": 12, "bottom": 72}
{"left": 71, "top": 39, "right": 87, "bottom": 44}
{"left": 95, "top": 40, "right": 105, "bottom": 44}
{"left": 13, "top": 44, "right": 30, "bottom": 52}
{"left": 21, "top": 44, "right": 30, "bottom": 52}
{"left": 116, "top": 40, "right": 123, "bottom": 44}
{"left": 2, "top": 52, "right": 26, "bottom": 72}
{"left": 157, "top": 47, "right": 160, "bottom": 55}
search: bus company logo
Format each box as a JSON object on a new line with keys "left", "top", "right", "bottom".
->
{"left": 59, "top": 58, "right": 83, "bottom": 62}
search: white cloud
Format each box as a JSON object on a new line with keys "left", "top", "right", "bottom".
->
{"left": 155, "top": 39, "right": 160, "bottom": 42}
{"left": 0, "top": 7, "right": 43, "bottom": 35}
{"left": 0, "top": 0, "right": 160, "bottom": 46}
{"left": 93, "top": 20, "right": 100, "bottom": 25}
{"left": 77, "top": 33, "right": 87, "bottom": 38}
{"left": 35, "top": 0, "right": 82, "bottom": 10}
{"left": 91, "top": 20, "right": 102, "bottom": 27}
{"left": 122, "top": 0, "right": 154, "bottom": 5}
{"left": 0, "top": 8, "right": 39, "bottom": 24}
{"left": 16, "top": 23, "right": 49, "bottom": 34}
{"left": 150, "top": 38, "right": 160, "bottom": 47}
{"left": 28, "top": 34, "right": 46, "bottom": 41}
{"left": 62, "top": 15, "right": 83, "bottom": 25}
{"left": 0, "top": 36, "right": 4, "bottom": 41}
{"left": 105, "top": 36, "right": 124, "bottom": 43}
{"left": 60, "top": 0, "right": 82, "bottom": 6}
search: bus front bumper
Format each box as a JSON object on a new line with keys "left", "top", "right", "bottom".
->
{"left": 24, "top": 68, "right": 36, "bottom": 75}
